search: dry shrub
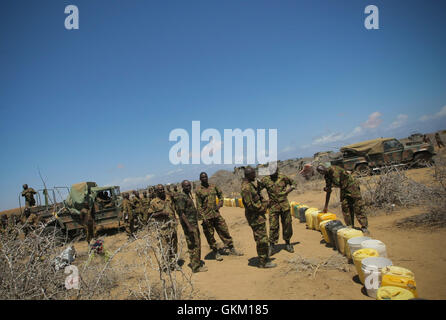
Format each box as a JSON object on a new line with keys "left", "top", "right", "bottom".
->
{"left": 361, "top": 166, "right": 431, "bottom": 212}
{"left": 127, "top": 219, "right": 195, "bottom": 300}
{"left": 0, "top": 218, "right": 195, "bottom": 300}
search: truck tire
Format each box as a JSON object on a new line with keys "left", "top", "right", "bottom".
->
{"left": 41, "top": 226, "right": 67, "bottom": 246}
{"left": 413, "top": 152, "right": 433, "bottom": 168}
{"left": 355, "top": 164, "right": 371, "bottom": 176}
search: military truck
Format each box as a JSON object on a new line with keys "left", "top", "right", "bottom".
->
{"left": 338, "top": 137, "right": 435, "bottom": 174}
{"left": 18, "top": 182, "right": 123, "bottom": 243}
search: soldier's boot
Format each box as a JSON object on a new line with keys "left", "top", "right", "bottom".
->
{"left": 213, "top": 250, "right": 223, "bottom": 261}
{"left": 285, "top": 241, "right": 294, "bottom": 253}
{"left": 259, "top": 261, "right": 277, "bottom": 269}
{"left": 361, "top": 227, "right": 370, "bottom": 236}
{"left": 193, "top": 265, "right": 208, "bottom": 273}
{"left": 228, "top": 246, "right": 243, "bottom": 256}
{"left": 268, "top": 243, "right": 275, "bottom": 257}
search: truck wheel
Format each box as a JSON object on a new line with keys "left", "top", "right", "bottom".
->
{"left": 41, "top": 226, "right": 67, "bottom": 246}
{"left": 355, "top": 164, "right": 371, "bottom": 176}
{"left": 413, "top": 152, "right": 433, "bottom": 168}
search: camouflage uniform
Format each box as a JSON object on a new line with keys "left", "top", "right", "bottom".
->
{"left": 140, "top": 195, "right": 151, "bottom": 224}
{"left": 241, "top": 178, "right": 269, "bottom": 266}
{"left": 259, "top": 174, "right": 295, "bottom": 245}
{"left": 324, "top": 166, "right": 368, "bottom": 228}
{"left": 21, "top": 188, "right": 37, "bottom": 208}
{"left": 122, "top": 198, "right": 135, "bottom": 237}
{"left": 80, "top": 199, "right": 96, "bottom": 243}
{"left": 131, "top": 195, "right": 143, "bottom": 230}
{"left": 174, "top": 192, "right": 201, "bottom": 271}
{"left": 147, "top": 196, "right": 178, "bottom": 267}
{"left": 195, "top": 184, "right": 234, "bottom": 252}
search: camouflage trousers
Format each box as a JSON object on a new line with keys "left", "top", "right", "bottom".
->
{"left": 124, "top": 211, "right": 135, "bottom": 237}
{"left": 245, "top": 212, "right": 269, "bottom": 267}
{"left": 341, "top": 197, "right": 368, "bottom": 228}
{"left": 179, "top": 220, "right": 201, "bottom": 271}
{"left": 80, "top": 211, "right": 96, "bottom": 244}
{"left": 201, "top": 214, "right": 234, "bottom": 252}
{"left": 268, "top": 209, "right": 293, "bottom": 244}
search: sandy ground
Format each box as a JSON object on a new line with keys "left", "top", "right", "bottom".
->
{"left": 66, "top": 167, "right": 446, "bottom": 300}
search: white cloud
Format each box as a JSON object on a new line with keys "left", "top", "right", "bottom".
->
{"left": 281, "top": 145, "right": 296, "bottom": 153}
{"left": 362, "top": 112, "right": 383, "bottom": 129}
{"left": 120, "top": 174, "right": 154, "bottom": 188}
{"left": 390, "top": 114, "right": 408, "bottom": 129}
{"left": 420, "top": 106, "right": 446, "bottom": 122}
{"left": 312, "top": 126, "right": 363, "bottom": 145}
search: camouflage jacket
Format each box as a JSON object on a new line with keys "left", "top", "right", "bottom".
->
{"left": 174, "top": 192, "right": 199, "bottom": 226}
{"left": 148, "top": 196, "right": 177, "bottom": 223}
{"left": 325, "top": 166, "right": 361, "bottom": 199}
{"left": 130, "top": 196, "right": 142, "bottom": 214}
{"left": 241, "top": 179, "right": 267, "bottom": 216}
{"left": 195, "top": 184, "right": 222, "bottom": 220}
{"left": 140, "top": 197, "right": 151, "bottom": 211}
{"left": 259, "top": 174, "right": 296, "bottom": 212}
{"left": 122, "top": 198, "right": 132, "bottom": 219}
{"left": 21, "top": 188, "right": 36, "bottom": 203}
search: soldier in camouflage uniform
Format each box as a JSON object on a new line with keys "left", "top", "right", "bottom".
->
{"left": 259, "top": 168, "right": 296, "bottom": 255}
{"left": 21, "top": 184, "right": 40, "bottom": 232}
{"left": 80, "top": 193, "right": 96, "bottom": 245}
{"left": 122, "top": 193, "right": 135, "bottom": 240}
{"left": 241, "top": 167, "right": 276, "bottom": 268}
{"left": 148, "top": 184, "right": 180, "bottom": 271}
{"left": 131, "top": 191, "right": 143, "bottom": 231}
{"left": 175, "top": 180, "right": 208, "bottom": 273}
{"left": 140, "top": 191, "right": 151, "bottom": 224}
{"left": 316, "top": 164, "right": 370, "bottom": 235}
{"left": 195, "top": 172, "right": 243, "bottom": 261}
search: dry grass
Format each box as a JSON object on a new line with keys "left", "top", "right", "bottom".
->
{"left": 285, "top": 254, "right": 350, "bottom": 278}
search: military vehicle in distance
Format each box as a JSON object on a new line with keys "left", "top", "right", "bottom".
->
{"left": 18, "top": 182, "right": 123, "bottom": 243}
{"left": 337, "top": 137, "right": 435, "bottom": 174}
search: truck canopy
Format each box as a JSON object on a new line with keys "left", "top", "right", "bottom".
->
{"left": 340, "top": 138, "right": 394, "bottom": 155}
{"left": 64, "top": 182, "right": 97, "bottom": 214}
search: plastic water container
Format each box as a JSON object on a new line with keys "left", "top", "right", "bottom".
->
{"left": 238, "top": 198, "right": 244, "bottom": 208}
{"left": 325, "top": 220, "right": 344, "bottom": 247}
{"left": 319, "top": 220, "right": 333, "bottom": 243}
{"left": 305, "top": 208, "right": 318, "bottom": 229}
{"left": 381, "top": 266, "right": 418, "bottom": 297}
{"left": 298, "top": 206, "right": 308, "bottom": 223}
{"left": 330, "top": 225, "right": 347, "bottom": 250}
{"left": 361, "top": 239, "right": 388, "bottom": 258}
{"left": 353, "top": 248, "right": 379, "bottom": 284}
{"left": 361, "top": 257, "right": 393, "bottom": 298}
{"left": 376, "top": 286, "right": 415, "bottom": 300}
{"left": 347, "top": 236, "right": 372, "bottom": 259}
{"left": 289, "top": 201, "right": 298, "bottom": 217}
{"left": 336, "top": 227, "right": 356, "bottom": 255}
{"left": 342, "top": 230, "right": 365, "bottom": 259}
{"left": 317, "top": 213, "right": 337, "bottom": 226}
{"left": 311, "top": 210, "right": 322, "bottom": 230}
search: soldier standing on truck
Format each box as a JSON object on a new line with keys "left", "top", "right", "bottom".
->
{"left": 435, "top": 132, "right": 445, "bottom": 149}
{"left": 316, "top": 164, "right": 370, "bottom": 235}
{"left": 21, "top": 184, "right": 40, "bottom": 232}
{"left": 195, "top": 172, "right": 243, "bottom": 261}
{"left": 259, "top": 167, "right": 296, "bottom": 255}
{"left": 140, "top": 191, "right": 151, "bottom": 224}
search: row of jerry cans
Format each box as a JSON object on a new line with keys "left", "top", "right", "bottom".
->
{"left": 220, "top": 198, "right": 244, "bottom": 208}
{"left": 289, "top": 201, "right": 418, "bottom": 300}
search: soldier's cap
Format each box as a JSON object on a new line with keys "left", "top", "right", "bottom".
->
{"left": 314, "top": 161, "right": 331, "bottom": 170}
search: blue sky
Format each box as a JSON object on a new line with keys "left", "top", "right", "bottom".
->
{"left": 1, "top": 0, "right": 446, "bottom": 210}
